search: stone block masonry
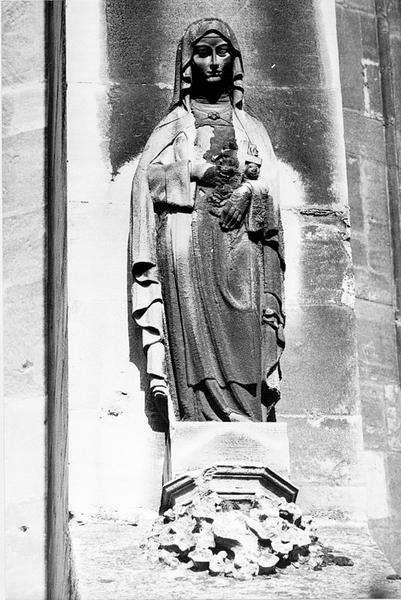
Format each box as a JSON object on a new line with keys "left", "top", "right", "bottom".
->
{"left": 336, "top": 0, "right": 401, "bottom": 572}
{"left": 2, "top": 1, "right": 47, "bottom": 598}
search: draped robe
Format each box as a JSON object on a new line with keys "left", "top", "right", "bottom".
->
{"left": 129, "top": 104, "right": 285, "bottom": 422}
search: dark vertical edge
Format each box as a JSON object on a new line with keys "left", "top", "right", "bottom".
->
{"left": 46, "top": 1, "right": 71, "bottom": 598}
{"left": 376, "top": 0, "right": 401, "bottom": 383}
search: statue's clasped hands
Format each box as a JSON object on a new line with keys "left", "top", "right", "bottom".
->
{"left": 191, "top": 161, "right": 252, "bottom": 230}
{"left": 219, "top": 184, "right": 251, "bottom": 231}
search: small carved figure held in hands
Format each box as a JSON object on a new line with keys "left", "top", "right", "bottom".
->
{"left": 130, "top": 19, "right": 285, "bottom": 426}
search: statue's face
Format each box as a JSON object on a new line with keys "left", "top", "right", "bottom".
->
{"left": 192, "top": 33, "right": 232, "bottom": 85}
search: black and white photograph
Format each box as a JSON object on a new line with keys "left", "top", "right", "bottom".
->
{"left": 2, "top": 0, "right": 401, "bottom": 598}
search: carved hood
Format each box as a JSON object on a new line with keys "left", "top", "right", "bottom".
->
{"left": 170, "top": 18, "right": 245, "bottom": 110}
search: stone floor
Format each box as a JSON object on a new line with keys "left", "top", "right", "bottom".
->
{"left": 70, "top": 517, "right": 401, "bottom": 599}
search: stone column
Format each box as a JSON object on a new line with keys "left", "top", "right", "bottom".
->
{"left": 336, "top": 0, "right": 401, "bottom": 569}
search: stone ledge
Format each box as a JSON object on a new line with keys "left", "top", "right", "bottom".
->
{"left": 70, "top": 518, "right": 401, "bottom": 599}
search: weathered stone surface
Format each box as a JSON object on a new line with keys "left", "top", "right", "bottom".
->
{"left": 336, "top": 0, "right": 375, "bottom": 13}
{"left": 2, "top": 130, "right": 45, "bottom": 218}
{"left": 346, "top": 154, "right": 364, "bottom": 231}
{"left": 70, "top": 519, "right": 401, "bottom": 599}
{"left": 362, "top": 61, "right": 383, "bottom": 118}
{"left": 280, "top": 306, "right": 358, "bottom": 416}
{"left": 370, "top": 520, "right": 401, "bottom": 574}
{"left": 360, "top": 12, "right": 383, "bottom": 118}
{"left": 336, "top": 4, "right": 364, "bottom": 111}
{"left": 361, "top": 160, "right": 389, "bottom": 221}
{"left": 3, "top": 281, "right": 45, "bottom": 399}
{"left": 250, "top": 87, "right": 348, "bottom": 208}
{"left": 359, "top": 382, "right": 388, "bottom": 450}
{"left": 283, "top": 416, "right": 363, "bottom": 490}
{"left": 2, "top": 84, "right": 46, "bottom": 137}
{"left": 5, "top": 396, "right": 45, "bottom": 505}
{"left": 69, "top": 405, "right": 166, "bottom": 517}
{"left": 388, "top": 0, "right": 401, "bottom": 32}
{"left": 2, "top": 1, "right": 44, "bottom": 86}
{"left": 348, "top": 156, "right": 391, "bottom": 253}
{"left": 386, "top": 452, "right": 401, "bottom": 514}
{"left": 5, "top": 498, "right": 46, "bottom": 600}
{"left": 382, "top": 15, "right": 401, "bottom": 568}
{"left": 390, "top": 36, "right": 401, "bottom": 159}
{"left": 367, "top": 220, "right": 392, "bottom": 275}
{"left": 361, "top": 13, "right": 380, "bottom": 62}
{"left": 295, "top": 484, "right": 364, "bottom": 521}
{"left": 108, "top": 83, "right": 170, "bottom": 175}
{"left": 346, "top": 154, "right": 393, "bottom": 304}
{"left": 351, "top": 234, "right": 368, "bottom": 268}
{"left": 284, "top": 212, "right": 352, "bottom": 308}
{"left": 360, "top": 157, "right": 388, "bottom": 216}
{"left": 106, "top": 0, "right": 322, "bottom": 88}
{"left": 5, "top": 397, "right": 46, "bottom": 599}
{"left": 355, "top": 299, "right": 399, "bottom": 385}
{"left": 343, "top": 109, "right": 386, "bottom": 162}
{"left": 353, "top": 266, "right": 393, "bottom": 306}
{"left": 364, "top": 450, "right": 390, "bottom": 521}
{"left": 3, "top": 210, "right": 45, "bottom": 290}
{"left": 2, "top": 3, "right": 47, "bottom": 598}
{"left": 384, "top": 385, "right": 401, "bottom": 452}
{"left": 169, "top": 423, "right": 290, "bottom": 481}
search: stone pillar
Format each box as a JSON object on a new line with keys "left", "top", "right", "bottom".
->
{"left": 2, "top": 1, "right": 46, "bottom": 598}
{"left": 336, "top": 0, "right": 401, "bottom": 570}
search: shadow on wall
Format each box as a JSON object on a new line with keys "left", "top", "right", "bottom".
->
{"left": 104, "top": 0, "right": 339, "bottom": 208}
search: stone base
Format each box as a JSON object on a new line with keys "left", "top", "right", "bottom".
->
{"left": 70, "top": 518, "right": 401, "bottom": 599}
{"left": 160, "top": 464, "right": 298, "bottom": 513}
{"left": 168, "top": 422, "right": 291, "bottom": 481}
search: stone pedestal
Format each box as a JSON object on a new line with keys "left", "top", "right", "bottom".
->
{"left": 168, "top": 422, "right": 291, "bottom": 481}
{"left": 161, "top": 464, "right": 298, "bottom": 513}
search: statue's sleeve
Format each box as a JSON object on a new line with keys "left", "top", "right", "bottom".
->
{"left": 147, "top": 130, "right": 195, "bottom": 210}
{"left": 147, "top": 160, "right": 193, "bottom": 209}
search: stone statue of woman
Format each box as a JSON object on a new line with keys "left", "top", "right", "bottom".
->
{"left": 130, "top": 19, "right": 285, "bottom": 424}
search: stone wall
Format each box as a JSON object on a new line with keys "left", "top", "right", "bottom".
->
{"left": 66, "top": 0, "right": 401, "bottom": 570}
{"left": 2, "top": 1, "right": 46, "bottom": 598}
{"left": 336, "top": 0, "right": 401, "bottom": 571}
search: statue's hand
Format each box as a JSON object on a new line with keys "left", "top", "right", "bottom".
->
{"left": 220, "top": 185, "right": 252, "bottom": 231}
{"left": 220, "top": 201, "right": 245, "bottom": 230}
